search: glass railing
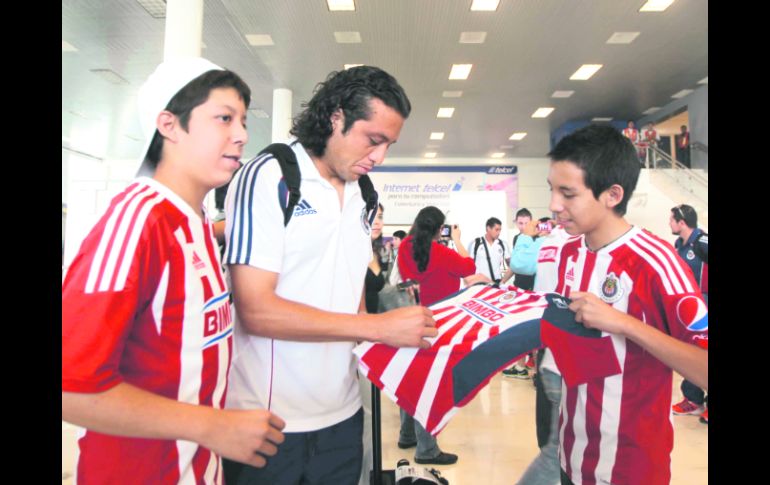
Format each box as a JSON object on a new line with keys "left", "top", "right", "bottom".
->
{"left": 644, "top": 145, "right": 707, "bottom": 206}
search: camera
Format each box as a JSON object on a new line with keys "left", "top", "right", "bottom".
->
{"left": 440, "top": 224, "right": 451, "bottom": 237}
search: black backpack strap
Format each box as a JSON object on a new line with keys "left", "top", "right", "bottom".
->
{"left": 473, "top": 237, "right": 482, "bottom": 260}
{"left": 693, "top": 231, "right": 708, "bottom": 264}
{"left": 480, "top": 237, "right": 496, "bottom": 281}
{"left": 258, "top": 143, "right": 301, "bottom": 227}
{"left": 358, "top": 174, "right": 379, "bottom": 224}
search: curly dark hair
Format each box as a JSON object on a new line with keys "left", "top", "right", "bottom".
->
{"left": 290, "top": 66, "right": 411, "bottom": 158}
{"left": 408, "top": 206, "right": 445, "bottom": 273}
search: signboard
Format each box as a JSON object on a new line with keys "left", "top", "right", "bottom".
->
{"left": 369, "top": 165, "right": 518, "bottom": 225}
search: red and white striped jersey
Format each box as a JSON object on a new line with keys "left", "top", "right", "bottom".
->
{"left": 62, "top": 177, "right": 233, "bottom": 485}
{"left": 554, "top": 226, "right": 708, "bottom": 485}
{"left": 354, "top": 285, "right": 622, "bottom": 436}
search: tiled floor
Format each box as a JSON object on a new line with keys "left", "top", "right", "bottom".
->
{"left": 62, "top": 373, "right": 707, "bottom": 484}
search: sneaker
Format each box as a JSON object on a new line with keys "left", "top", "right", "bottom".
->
{"left": 672, "top": 398, "right": 704, "bottom": 416}
{"left": 502, "top": 367, "right": 529, "bottom": 379}
{"left": 415, "top": 451, "right": 458, "bottom": 466}
{"left": 397, "top": 440, "right": 417, "bottom": 449}
{"left": 699, "top": 409, "right": 708, "bottom": 424}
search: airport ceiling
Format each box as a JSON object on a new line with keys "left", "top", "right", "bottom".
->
{"left": 62, "top": 0, "right": 708, "bottom": 162}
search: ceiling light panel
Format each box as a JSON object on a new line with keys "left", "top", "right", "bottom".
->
{"left": 570, "top": 64, "right": 603, "bottom": 80}
{"left": 671, "top": 89, "right": 694, "bottom": 98}
{"left": 437, "top": 108, "right": 455, "bottom": 118}
{"left": 491, "top": 152, "right": 505, "bottom": 158}
{"left": 500, "top": 144, "right": 514, "bottom": 149}
{"left": 470, "top": 0, "right": 500, "bottom": 11}
{"left": 424, "top": 152, "right": 437, "bottom": 158}
{"left": 551, "top": 90, "right": 574, "bottom": 98}
{"left": 327, "top": 0, "right": 355, "bottom": 11}
{"left": 698, "top": 76, "right": 708, "bottom": 84}
{"left": 459, "top": 32, "right": 487, "bottom": 44}
{"left": 62, "top": 40, "right": 78, "bottom": 52}
{"left": 334, "top": 31, "right": 362, "bottom": 43}
{"left": 442, "top": 91, "right": 463, "bottom": 98}
{"left": 642, "top": 107, "right": 661, "bottom": 114}
{"left": 246, "top": 34, "right": 274, "bottom": 46}
{"left": 509, "top": 132, "right": 527, "bottom": 141}
{"left": 639, "top": 0, "right": 676, "bottom": 12}
{"left": 430, "top": 132, "right": 445, "bottom": 140}
{"left": 344, "top": 64, "right": 364, "bottom": 69}
{"left": 592, "top": 117, "right": 613, "bottom": 122}
{"left": 531, "top": 108, "right": 554, "bottom": 118}
{"left": 449, "top": 64, "right": 473, "bottom": 80}
{"left": 606, "top": 32, "right": 640, "bottom": 44}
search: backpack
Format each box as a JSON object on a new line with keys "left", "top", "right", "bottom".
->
{"left": 257, "top": 142, "right": 379, "bottom": 227}
{"left": 472, "top": 236, "right": 506, "bottom": 281}
{"left": 692, "top": 231, "right": 708, "bottom": 264}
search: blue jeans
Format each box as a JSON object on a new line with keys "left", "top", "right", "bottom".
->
{"left": 517, "top": 368, "right": 562, "bottom": 485}
{"left": 398, "top": 409, "right": 441, "bottom": 460}
{"left": 224, "top": 408, "right": 363, "bottom": 484}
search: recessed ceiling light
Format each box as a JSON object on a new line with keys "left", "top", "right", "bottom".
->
{"left": 62, "top": 40, "right": 77, "bottom": 52}
{"left": 90, "top": 69, "right": 129, "bottom": 85}
{"left": 531, "top": 108, "right": 554, "bottom": 118}
{"left": 509, "top": 132, "right": 527, "bottom": 141}
{"left": 249, "top": 109, "right": 270, "bottom": 118}
{"left": 470, "top": 0, "right": 500, "bottom": 11}
{"left": 327, "top": 0, "right": 355, "bottom": 11}
{"left": 606, "top": 32, "right": 640, "bottom": 44}
{"left": 639, "top": 0, "right": 675, "bottom": 12}
{"left": 442, "top": 91, "right": 463, "bottom": 98}
{"left": 459, "top": 32, "right": 487, "bottom": 44}
{"left": 491, "top": 152, "right": 505, "bottom": 158}
{"left": 430, "top": 132, "right": 445, "bottom": 140}
{"left": 570, "top": 64, "right": 603, "bottom": 80}
{"left": 437, "top": 107, "right": 455, "bottom": 118}
{"left": 344, "top": 64, "right": 364, "bottom": 70}
{"left": 449, "top": 64, "right": 473, "bottom": 80}
{"left": 136, "top": 0, "right": 166, "bottom": 18}
{"left": 592, "top": 117, "right": 613, "bottom": 122}
{"left": 334, "top": 31, "right": 362, "bottom": 43}
{"left": 642, "top": 107, "right": 661, "bottom": 114}
{"left": 671, "top": 89, "right": 694, "bottom": 99}
{"left": 246, "top": 34, "right": 274, "bottom": 46}
{"left": 698, "top": 76, "right": 708, "bottom": 84}
{"left": 552, "top": 90, "right": 574, "bottom": 98}
{"left": 424, "top": 152, "right": 437, "bottom": 158}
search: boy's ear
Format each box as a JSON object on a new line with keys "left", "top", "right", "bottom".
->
{"left": 156, "top": 111, "right": 179, "bottom": 143}
{"left": 603, "top": 184, "right": 625, "bottom": 210}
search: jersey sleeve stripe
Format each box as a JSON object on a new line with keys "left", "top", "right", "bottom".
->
{"left": 85, "top": 184, "right": 156, "bottom": 293}
{"left": 630, "top": 232, "right": 694, "bottom": 294}
{"left": 110, "top": 193, "right": 165, "bottom": 292}
{"left": 637, "top": 231, "right": 695, "bottom": 291}
{"left": 626, "top": 240, "right": 677, "bottom": 295}
{"left": 226, "top": 154, "right": 271, "bottom": 265}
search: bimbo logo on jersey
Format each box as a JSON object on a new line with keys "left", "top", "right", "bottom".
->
{"left": 202, "top": 291, "right": 233, "bottom": 346}
{"left": 461, "top": 298, "right": 506, "bottom": 324}
{"left": 676, "top": 295, "right": 708, "bottom": 332}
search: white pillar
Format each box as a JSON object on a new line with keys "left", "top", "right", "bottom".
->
{"left": 163, "top": 0, "right": 204, "bottom": 60}
{"left": 272, "top": 88, "right": 293, "bottom": 142}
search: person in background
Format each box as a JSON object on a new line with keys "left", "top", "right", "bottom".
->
{"left": 675, "top": 124, "right": 691, "bottom": 168}
{"left": 669, "top": 203, "right": 709, "bottom": 424}
{"left": 395, "top": 205, "right": 490, "bottom": 465}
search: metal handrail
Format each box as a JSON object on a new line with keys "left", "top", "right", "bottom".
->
{"left": 691, "top": 141, "right": 708, "bottom": 153}
{"left": 646, "top": 145, "right": 708, "bottom": 186}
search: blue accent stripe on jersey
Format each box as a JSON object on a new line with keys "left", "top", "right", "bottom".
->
{"left": 228, "top": 154, "right": 272, "bottom": 265}
{"left": 202, "top": 292, "right": 231, "bottom": 312}
{"left": 203, "top": 327, "right": 234, "bottom": 349}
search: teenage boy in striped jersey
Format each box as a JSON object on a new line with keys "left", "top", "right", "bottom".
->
{"left": 62, "top": 58, "right": 285, "bottom": 484}
{"left": 546, "top": 125, "right": 708, "bottom": 485}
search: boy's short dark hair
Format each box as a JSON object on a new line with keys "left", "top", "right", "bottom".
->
{"left": 515, "top": 208, "right": 532, "bottom": 220}
{"left": 146, "top": 69, "right": 251, "bottom": 168}
{"left": 671, "top": 204, "right": 698, "bottom": 228}
{"left": 548, "top": 124, "right": 640, "bottom": 216}
{"left": 393, "top": 230, "right": 407, "bottom": 239}
{"left": 290, "top": 66, "right": 411, "bottom": 158}
{"left": 486, "top": 217, "right": 502, "bottom": 228}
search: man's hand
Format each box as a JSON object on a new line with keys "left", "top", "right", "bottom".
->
{"left": 522, "top": 219, "right": 540, "bottom": 237}
{"left": 201, "top": 409, "right": 286, "bottom": 468}
{"left": 376, "top": 306, "right": 437, "bottom": 349}
{"left": 568, "top": 291, "right": 634, "bottom": 335}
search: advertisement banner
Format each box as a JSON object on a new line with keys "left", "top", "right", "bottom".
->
{"left": 368, "top": 166, "right": 518, "bottom": 225}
